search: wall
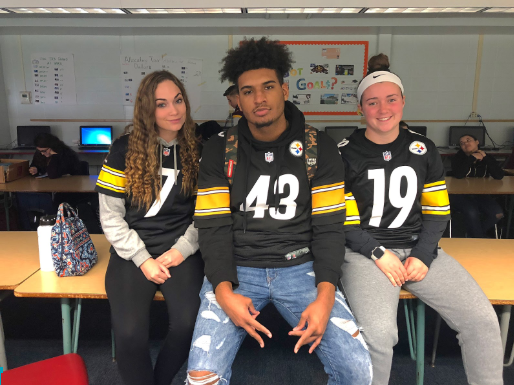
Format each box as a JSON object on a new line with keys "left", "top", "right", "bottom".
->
{"left": 0, "top": 32, "right": 513, "bottom": 148}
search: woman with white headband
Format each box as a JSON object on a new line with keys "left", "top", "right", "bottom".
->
{"left": 338, "top": 54, "right": 503, "bottom": 385}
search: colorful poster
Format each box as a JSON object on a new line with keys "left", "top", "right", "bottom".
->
{"left": 281, "top": 41, "right": 368, "bottom": 115}
{"left": 120, "top": 54, "right": 202, "bottom": 113}
{"left": 31, "top": 53, "right": 76, "bottom": 105}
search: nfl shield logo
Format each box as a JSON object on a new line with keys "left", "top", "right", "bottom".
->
{"left": 163, "top": 147, "right": 171, "bottom": 156}
{"left": 383, "top": 151, "right": 392, "bottom": 161}
{"left": 265, "top": 152, "right": 274, "bottom": 163}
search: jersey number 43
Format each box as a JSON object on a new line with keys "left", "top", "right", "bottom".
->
{"left": 241, "top": 174, "right": 299, "bottom": 220}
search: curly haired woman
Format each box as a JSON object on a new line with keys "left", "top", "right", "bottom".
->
{"left": 95, "top": 71, "right": 204, "bottom": 385}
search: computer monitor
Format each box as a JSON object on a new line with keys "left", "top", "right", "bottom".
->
{"left": 448, "top": 126, "right": 486, "bottom": 147}
{"left": 79, "top": 126, "right": 113, "bottom": 146}
{"left": 16, "top": 126, "right": 51, "bottom": 148}
{"left": 324, "top": 126, "right": 359, "bottom": 144}
{"left": 408, "top": 126, "right": 427, "bottom": 136}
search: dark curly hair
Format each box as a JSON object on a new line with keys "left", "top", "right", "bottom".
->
{"left": 219, "top": 37, "right": 294, "bottom": 87}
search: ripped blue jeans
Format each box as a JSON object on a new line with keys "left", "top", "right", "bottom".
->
{"left": 187, "top": 261, "right": 372, "bottom": 385}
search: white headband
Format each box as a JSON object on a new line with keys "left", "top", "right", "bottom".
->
{"left": 357, "top": 71, "right": 404, "bottom": 103}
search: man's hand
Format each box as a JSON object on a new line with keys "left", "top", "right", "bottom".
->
{"left": 404, "top": 257, "right": 428, "bottom": 282}
{"left": 375, "top": 249, "right": 408, "bottom": 287}
{"left": 140, "top": 258, "right": 170, "bottom": 284}
{"left": 289, "top": 282, "right": 335, "bottom": 354}
{"left": 156, "top": 248, "right": 185, "bottom": 268}
{"left": 215, "top": 282, "right": 272, "bottom": 348}
{"left": 29, "top": 167, "right": 38, "bottom": 175}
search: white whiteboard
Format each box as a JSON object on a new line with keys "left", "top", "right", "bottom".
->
{"left": 120, "top": 54, "right": 202, "bottom": 113}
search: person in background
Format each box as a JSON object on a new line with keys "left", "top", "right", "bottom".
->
{"left": 18, "top": 133, "right": 82, "bottom": 230}
{"left": 339, "top": 53, "right": 503, "bottom": 385}
{"left": 29, "top": 132, "right": 81, "bottom": 178}
{"left": 96, "top": 70, "right": 204, "bottom": 385}
{"left": 223, "top": 84, "right": 243, "bottom": 128}
{"left": 450, "top": 133, "right": 504, "bottom": 237}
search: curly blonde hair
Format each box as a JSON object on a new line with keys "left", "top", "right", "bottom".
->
{"left": 125, "top": 71, "right": 199, "bottom": 210}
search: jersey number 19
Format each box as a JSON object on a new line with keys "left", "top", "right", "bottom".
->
{"left": 368, "top": 166, "right": 417, "bottom": 228}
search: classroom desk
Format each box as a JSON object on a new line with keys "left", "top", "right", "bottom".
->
{"left": 438, "top": 148, "right": 512, "bottom": 158}
{"left": 11, "top": 235, "right": 514, "bottom": 385}
{"left": 0, "top": 175, "right": 98, "bottom": 231}
{"left": 439, "top": 238, "right": 514, "bottom": 366}
{"left": 0, "top": 232, "right": 40, "bottom": 370}
{"left": 14, "top": 234, "right": 163, "bottom": 356}
{"left": 446, "top": 176, "right": 514, "bottom": 237}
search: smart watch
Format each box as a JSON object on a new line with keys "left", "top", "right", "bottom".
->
{"left": 371, "top": 246, "right": 386, "bottom": 261}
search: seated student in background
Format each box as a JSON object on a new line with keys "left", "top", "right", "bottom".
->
{"left": 29, "top": 132, "right": 82, "bottom": 178}
{"left": 18, "top": 133, "right": 82, "bottom": 230}
{"left": 187, "top": 37, "right": 372, "bottom": 385}
{"left": 339, "top": 53, "right": 503, "bottom": 385}
{"left": 223, "top": 84, "right": 243, "bottom": 128}
{"left": 96, "top": 71, "right": 204, "bottom": 385}
{"left": 450, "top": 134, "right": 504, "bottom": 238}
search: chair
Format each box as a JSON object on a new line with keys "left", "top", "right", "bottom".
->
{"left": 1, "top": 353, "right": 88, "bottom": 385}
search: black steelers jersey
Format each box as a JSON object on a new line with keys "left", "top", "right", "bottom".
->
{"left": 95, "top": 134, "right": 196, "bottom": 257}
{"left": 339, "top": 128, "right": 450, "bottom": 248}
{"left": 194, "top": 101, "right": 346, "bottom": 288}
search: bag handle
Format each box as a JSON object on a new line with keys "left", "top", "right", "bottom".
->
{"left": 56, "top": 202, "right": 79, "bottom": 222}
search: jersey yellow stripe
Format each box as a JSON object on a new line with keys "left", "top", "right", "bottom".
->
{"left": 344, "top": 220, "right": 361, "bottom": 225}
{"left": 422, "top": 209, "right": 451, "bottom": 216}
{"left": 195, "top": 191, "right": 230, "bottom": 211}
{"left": 198, "top": 186, "right": 229, "bottom": 193}
{"left": 312, "top": 187, "right": 345, "bottom": 210}
{"left": 311, "top": 206, "right": 345, "bottom": 216}
{"left": 194, "top": 210, "right": 232, "bottom": 217}
{"left": 421, "top": 189, "right": 450, "bottom": 207}
{"left": 424, "top": 180, "right": 445, "bottom": 188}
{"left": 97, "top": 184, "right": 125, "bottom": 194}
{"left": 102, "top": 164, "right": 125, "bottom": 175}
{"left": 345, "top": 196, "right": 360, "bottom": 217}
{"left": 311, "top": 181, "right": 345, "bottom": 192}
{"left": 98, "top": 169, "right": 126, "bottom": 189}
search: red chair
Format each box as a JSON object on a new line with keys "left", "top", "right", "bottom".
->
{"left": 1, "top": 353, "right": 88, "bottom": 385}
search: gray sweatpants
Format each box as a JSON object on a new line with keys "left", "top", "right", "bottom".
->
{"left": 341, "top": 247, "right": 504, "bottom": 385}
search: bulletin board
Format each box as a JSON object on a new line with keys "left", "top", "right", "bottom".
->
{"left": 280, "top": 41, "right": 368, "bottom": 116}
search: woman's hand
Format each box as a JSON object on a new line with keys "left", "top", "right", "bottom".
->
{"left": 472, "top": 151, "right": 485, "bottom": 160}
{"left": 375, "top": 249, "right": 408, "bottom": 287}
{"left": 29, "top": 167, "right": 38, "bottom": 175}
{"left": 140, "top": 258, "right": 170, "bottom": 284}
{"left": 404, "top": 257, "right": 428, "bottom": 282}
{"left": 155, "top": 248, "right": 185, "bottom": 268}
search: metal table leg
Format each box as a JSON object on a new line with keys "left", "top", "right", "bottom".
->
{"left": 403, "top": 298, "right": 426, "bottom": 385}
{"left": 416, "top": 300, "right": 425, "bottom": 385}
{"left": 61, "top": 298, "right": 72, "bottom": 354}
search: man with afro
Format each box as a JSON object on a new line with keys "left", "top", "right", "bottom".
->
{"left": 187, "top": 37, "right": 372, "bottom": 385}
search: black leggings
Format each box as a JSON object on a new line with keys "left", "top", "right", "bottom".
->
{"left": 105, "top": 252, "right": 204, "bottom": 385}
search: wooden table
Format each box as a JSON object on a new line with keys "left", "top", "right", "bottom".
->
{"left": 446, "top": 175, "right": 514, "bottom": 195}
{"left": 446, "top": 176, "right": 514, "bottom": 237}
{"left": 440, "top": 238, "right": 514, "bottom": 363}
{"left": 0, "top": 232, "right": 40, "bottom": 369}
{"left": 14, "top": 234, "right": 163, "bottom": 355}
{"left": 0, "top": 175, "right": 98, "bottom": 231}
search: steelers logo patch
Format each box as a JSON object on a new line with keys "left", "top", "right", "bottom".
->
{"left": 409, "top": 141, "right": 427, "bottom": 155}
{"left": 289, "top": 140, "right": 303, "bottom": 157}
